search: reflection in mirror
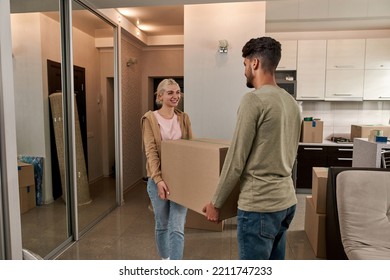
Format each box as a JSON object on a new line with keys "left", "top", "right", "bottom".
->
{"left": 11, "top": 0, "right": 117, "bottom": 258}
{"left": 72, "top": 1, "right": 117, "bottom": 233}
{"left": 11, "top": 2, "right": 69, "bottom": 258}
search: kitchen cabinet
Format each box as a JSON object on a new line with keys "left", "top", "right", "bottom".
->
{"left": 363, "top": 38, "right": 390, "bottom": 100}
{"left": 365, "top": 38, "right": 390, "bottom": 70}
{"left": 296, "top": 40, "right": 326, "bottom": 100}
{"left": 327, "top": 146, "right": 354, "bottom": 167}
{"left": 363, "top": 70, "right": 390, "bottom": 100}
{"left": 277, "top": 40, "right": 297, "bottom": 70}
{"left": 326, "top": 39, "right": 365, "bottom": 69}
{"left": 325, "top": 39, "right": 365, "bottom": 101}
{"left": 296, "top": 145, "right": 327, "bottom": 189}
{"left": 296, "top": 144, "right": 353, "bottom": 189}
{"left": 325, "top": 69, "right": 364, "bottom": 101}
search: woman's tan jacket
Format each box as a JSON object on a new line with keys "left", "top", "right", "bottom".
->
{"left": 141, "top": 109, "right": 193, "bottom": 184}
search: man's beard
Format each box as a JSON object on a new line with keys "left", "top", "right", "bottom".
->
{"left": 246, "top": 76, "right": 254, "bottom": 88}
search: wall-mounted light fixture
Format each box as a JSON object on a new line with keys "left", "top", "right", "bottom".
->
{"left": 126, "top": 57, "right": 138, "bottom": 67}
{"left": 218, "top": 40, "right": 228, "bottom": 53}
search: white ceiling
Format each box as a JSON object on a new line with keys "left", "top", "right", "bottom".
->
{"left": 101, "top": 0, "right": 390, "bottom": 35}
{"left": 116, "top": 6, "right": 184, "bottom": 36}
{"left": 11, "top": 0, "right": 390, "bottom": 37}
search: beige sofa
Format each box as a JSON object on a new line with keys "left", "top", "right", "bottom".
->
{"left": 336, "top": 170, "right": 390, "bottom": 260}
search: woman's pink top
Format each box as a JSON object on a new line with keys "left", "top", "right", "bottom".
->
{"left": 153, "top": 111, "right": 182, "bottom": 141}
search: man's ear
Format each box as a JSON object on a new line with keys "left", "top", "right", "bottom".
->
{"left": 252, "top": 58, "right": 260, "bottom": 70}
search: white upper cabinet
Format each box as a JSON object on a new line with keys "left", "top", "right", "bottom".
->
{"left": 365, "top": 38, "right": 390, "bottom": 69}
{"left": 326, "top": 39, "right": 366, "bottom": 69}
{"left": 296, "top": 40, "right": 326, "bottom": 100}
{"left": 277, "top": 40, "right": 297, "bottom": 70}
{"left": 325, "top": 39, "right": 365, "bottom": 101}
{"left": 325, "top": 70, "right": 364, "bottom": 101}
{"left": 363, "top": 38, "right": 390, "bottom": 100}
{"left": 363, "top": 70, "right": 390, "bottom": 100}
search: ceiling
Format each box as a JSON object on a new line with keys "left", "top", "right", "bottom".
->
{"left": 111, "top": 0, "right": 390, "bottom": 36}
{"left": 116, "top": 6, "right": 184, "bottom": 36}
{"left": 11, "top": 0, "right": 390, "bottom": 37}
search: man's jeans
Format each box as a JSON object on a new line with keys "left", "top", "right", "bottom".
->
{"left": 147, "top": 178, "right": 187, "bottom": 260}
{"left": 237, "top": 205, "right": 296, "bottom": 260}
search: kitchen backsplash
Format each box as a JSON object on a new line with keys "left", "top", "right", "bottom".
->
{"left": 300, "top": 101, "right": 390, "bottom": 140}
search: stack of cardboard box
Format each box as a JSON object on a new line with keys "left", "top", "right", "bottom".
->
{"left": 304, "top": 167, "right": 328, "bottom": 258}
{"left": 18, "top": 162, "right": 36, "bottom": 214}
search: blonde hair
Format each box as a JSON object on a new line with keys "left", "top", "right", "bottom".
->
{"left": 155, "top": 78, "right": 181, "bottom": 107}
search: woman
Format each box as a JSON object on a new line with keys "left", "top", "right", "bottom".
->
{"left": 141, "top": 78, "right": 193, "bottom": 260}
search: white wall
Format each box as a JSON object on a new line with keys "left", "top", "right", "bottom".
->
{"left": 11, "top": 13, "right": 53, "bottom": 203}
{"left": 184, "top": 2, "right": 266, "bottom": 140}
{"left": 12, "top": 13, "right": 46, "bottom": 156}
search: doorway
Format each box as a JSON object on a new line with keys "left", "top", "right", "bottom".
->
{"left": 153, "top": 77, "right": 184, "bottom": 111}
{"left": 47, "top": 59, "right": 88, "bottom": 199}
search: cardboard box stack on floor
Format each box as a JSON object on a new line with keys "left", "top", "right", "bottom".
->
{"left": 18, "top": 162, "right": 36, "bottom": 214}
{"left": 304, "top": 167, "right": 328, "bottom": 258}
{"left": 161, "top": 139, "right": 240, "bottom": 231}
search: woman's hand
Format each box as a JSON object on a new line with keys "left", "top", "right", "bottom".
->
{"left": 156, "top": 180, "right": 170, "bottom": 200}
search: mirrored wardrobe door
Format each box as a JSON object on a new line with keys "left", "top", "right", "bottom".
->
{"left": 72, "top": 1, "right": 117, "bottom": 234}
{"left": 10, "top": 0, "right": 70, "bottom": 258}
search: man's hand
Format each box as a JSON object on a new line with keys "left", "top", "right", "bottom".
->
{"left": 202, "top": 202, "right": 220, "bottom": 223}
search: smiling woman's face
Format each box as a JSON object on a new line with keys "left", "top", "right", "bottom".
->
{"left": 159, "top": 84, "right": 181, "bottom": 108}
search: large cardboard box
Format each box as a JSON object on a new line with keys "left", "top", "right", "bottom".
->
{"left": 350, "top": 124, "right": 390, "bottom": 140}
{"left": 161, "top": 139, "right": 240, "bottom": 220}
{"left": 304, "top": 196, "right": 326, "bottom": 258}
{"left": 312, "top": 167, "right": 328, "bottom": 214}
{"left": 185, "top": 209, "right": 224, "bottom": 232}
{"left": 18, "top": 162, "right": 36, "bottom": 213}
{"left": 301, "top": 120, "right": 324, "bottom": 143}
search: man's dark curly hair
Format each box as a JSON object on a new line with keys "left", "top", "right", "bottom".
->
{"left": 242, "top": 37, "right": 281, "bottom": 74}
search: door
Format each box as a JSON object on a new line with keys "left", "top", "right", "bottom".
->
{"left": 153, "top": 77, "right": 184, "bottom": 111}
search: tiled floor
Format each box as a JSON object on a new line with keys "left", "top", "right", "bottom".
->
{"left": 21, "top": 177, "right": 117, "bottom": 258}
{"left": 57, "top": 181, "right": 322, "bottom": 260}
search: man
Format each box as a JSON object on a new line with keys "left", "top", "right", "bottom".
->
{"left": 203, "top": 37, "right": 302, "bottom": 260}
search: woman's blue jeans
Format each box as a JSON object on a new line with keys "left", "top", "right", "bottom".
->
{"left": 237, "top": 205, "right": 296, "bottom": 260}
{"left": 147, "top": 178, "right": 187, "bottom": 260}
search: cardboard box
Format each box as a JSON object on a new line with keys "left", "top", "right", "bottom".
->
{"left": 18, "top": 162, "right": 35, "bottom": 187}
{"left": 161, "top": 139, "right": 240, "bottom": 220}
{"left": 350, "top": 125, "right": 390, "bottom": 140}
{"left": 185, "top": 209, "right": 224, "bottom": 232}
{"left": 18, "top": 162, "right": 36, "bottom": 213}
{"left": 301, "top": 120, "right": 324, "bottom": 143}
{"left": 304, "top": 196, "right": 326, "bottom": 258}
{"left": 19, "top": 185, "right": 36, "bottom": 214}
{"left": 312, "top": 167, "right": 328, "bottom": 214}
